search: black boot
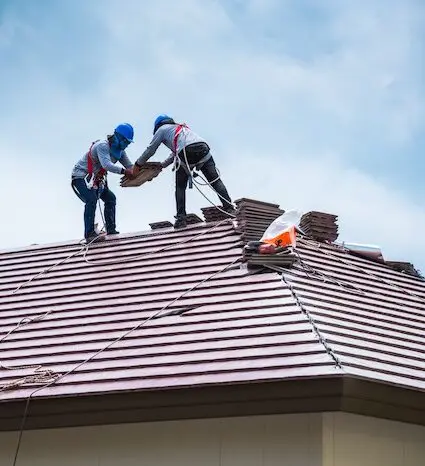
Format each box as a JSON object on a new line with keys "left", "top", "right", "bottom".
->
{"left": 85, "top": 231, "right": 105, "bottom": 244}
{"left": 174, "top": 216, "right": 187, "bottom": 229}
{"left": 222, "top": 203, "right": 236, "bottom": 215}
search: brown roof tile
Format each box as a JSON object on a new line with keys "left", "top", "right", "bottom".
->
{"left": 0, "top": 203, "right": 424, "bottom": 405}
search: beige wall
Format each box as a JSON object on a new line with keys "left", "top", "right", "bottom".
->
{"left": 0, "top": 412, "right": 424, "bottom": 466}
{"left": 0, "top": 413, "right": 322, "bottom": 466}
{"left": 323, "top": 412, "right": 425, "bottom": 466}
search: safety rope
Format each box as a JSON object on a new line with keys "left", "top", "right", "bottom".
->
{"left": 291, "top": 248, "right": 367, "bottom": 296}
{"left": 6, "top": 128, "right": 237, "bottom": 296}
{"left": 11, "top": 255, "right": 241, "bottom": 466}
{"left": 2, "top": 198, "right": 237, "bottom": 402}
{"left": 0, "top": 312, "right": 61, "bottom": 392}
{"left": 292, "top": 246, "right": 425, "bottom": 319}
{"left": 299, "top": 238, "right": 425, "bottom": 304}
{"left": 265, "top": 264, "right": 342, "bottom": 370}
{"left": 82, "top": 217, "right": 233, "bottom": 265}
{"left": 177, "top": 127, "right": 236, "bottom": 219}
{"left": 6, "top": 127, "right": 242, "bottom": 465}
{"left": 5, "top": 234, "right": 100, "bottom": 296}
{"left": 2, "top": 192, "right": 105, "bottom": 297}
{"left": 0, "top": 218, "right": 237, "bottom": 407}
{"left": 288, "top": 248, "right": 425, "bottom": 332}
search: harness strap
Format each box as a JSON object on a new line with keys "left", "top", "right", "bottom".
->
{"left": 195, "top": 151, "right": 212, "bottom": 169}
{"left": 71, "top": 180, "right": 85, "bottom": 202}
{"left": 173, "top": 125, "right": 214, "bottom": 191}
{"left": 173, "top": 124, "right": 188, "bottom": 154}
{"left": 86, "top": 141, "right": 107, "bottom": 189}
{"left": 172, "top": 124, "right": 192, "bottom": 187}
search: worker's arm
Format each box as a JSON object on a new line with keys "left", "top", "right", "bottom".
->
{"left": 161, "top": 153, "right": 174, "bottom": 168}
{"left": 135, "top": 130, "right": 164, "bottom": 167}
{"left": 97, "top": 142, "right": 124, "bottom": 175}
{"left": 119, "top": 151, "right": 133, "bottom": 169}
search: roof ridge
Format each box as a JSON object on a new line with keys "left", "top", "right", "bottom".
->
{"left": 0, "top": 220, "right": 232, "bottom": 257}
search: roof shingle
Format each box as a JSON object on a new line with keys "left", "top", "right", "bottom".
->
{"left": 0, "top": 203, "right": 424, "bottom": 407}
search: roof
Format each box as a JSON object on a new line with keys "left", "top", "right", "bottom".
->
{"left": 0, "top": 198, "right": 424, "bottom": 429}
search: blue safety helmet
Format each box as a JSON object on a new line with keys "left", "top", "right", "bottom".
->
{"left": 153, "top": 114, "right": 175, "bottom": 134}
{"left": 114, "top": 123, "right": 134, "bottom": 143}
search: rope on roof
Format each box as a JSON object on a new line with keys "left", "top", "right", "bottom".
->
{"left": 300, "top": 238, "right": 425, "bottom": 304}
{"left": 10, "top": 256, "right": 241, "bottom": 466}
{"left": 291, "top": 249, "right": 425, "bottom": 320}
{"left": 0, "top": 312, "right": 61, "bottom": 392}
{"left": 266, "top": 264, "right": 342, "bottom": 370}
{"left": 4, "top": 236, "right": 100, "bottom": 296}
{"left": 291, "top": 248, "right": 367, "bottom": 296}
{"left": 2, "top": 217, "right": 234, "bottom": 298}
{"left": 82, "top": 218, "right": 233, "bottom": 265}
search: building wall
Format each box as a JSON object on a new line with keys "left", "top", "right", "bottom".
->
{"left": 0, "top": 412, "right": 424, "bottom": 466}
{"left": 323, "top": 412, "right": 425, "bottom": 466}
{"left": 0, "top": 413, "right": 322, "bottom": 466}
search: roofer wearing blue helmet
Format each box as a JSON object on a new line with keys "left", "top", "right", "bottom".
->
{"left": 71, "top": 123, "right": 135, "bottom": 242}
{"left": 133, "top": 115, "right": 234, "bottom": 229}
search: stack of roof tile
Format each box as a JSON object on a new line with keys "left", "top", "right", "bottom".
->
{"left": 185, "top": 214, "right": 203, "bottom": 225}
{"left": 299, "top": 211, "right": 339, "bottom": 243}
{"left": 201, "top": 206, "right": 229, "bottom": 223}
{"left": 150, "top": 214, "right": 203, "bottom": 231}
{"left": 1, "top": 198, "right": 425, "bottom": 431}
{"left": 149, "top": 221, "right": 173, "bottom": 230}
{"left": 244, "top": 249, "right": 297, "bottom": 269}
{"left": 235, "top": 198, "right": 284, "bottom": 243}
{"left": 386, "top": 261, "right": 423, "bottom": 279}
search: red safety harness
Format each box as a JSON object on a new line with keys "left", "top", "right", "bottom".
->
{"left": 173, "top": 123, "right": 197, "bottom": 188}
{"left": 85, "top": 141, "right": 107, "bottom": 189}
{"left": 173, "top": 123, "right": 188, "bottom": 154}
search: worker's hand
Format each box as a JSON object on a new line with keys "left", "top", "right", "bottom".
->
{"left": 132, "top": 164, "right": 142, "bottom": 176}
{"left": 124, "top": 167, "right": 134, "bottom": 178}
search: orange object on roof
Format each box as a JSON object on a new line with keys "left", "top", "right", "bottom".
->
{"left": 262, "top": 224, "right": 297, "bottom": 248}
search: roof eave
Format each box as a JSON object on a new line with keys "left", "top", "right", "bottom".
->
{"left": 1, "top": 375, "right": 424, "bottom": 432}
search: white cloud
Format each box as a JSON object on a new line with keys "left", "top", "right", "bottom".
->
{"left": 0, "top": 0, "right": 424, "bottom": 271}
{"left": 225, "top": 149, "right": 425, "bottom": 266}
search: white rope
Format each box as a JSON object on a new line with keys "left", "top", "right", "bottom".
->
{"left": 299, "top": 237, "right": 425, "bottom": 304}
{"left": 97, "top": 190, "right": 107, "bottom": 234}
{"left": 291, "top": 248, "right": 367, "bottom": 296}
{"left": 11, "top": 256, "right": 241, "bottom": 466}
{"left": 282, "top": 272, "right": 342, "bottom": 369}
{"left": 178, "top": 127, "right": 236, "bottom": 219}
{"left": 265, "top": 264, "right": 342, "bottom": 369}
{"left": 82, "top": 217, "right": 232, "bottom": 265}
{"left": 4, "top": 235, "right": 99, "bottom": 296}
{"left": 0, "top": 312, "right": 61, "bottom": 392}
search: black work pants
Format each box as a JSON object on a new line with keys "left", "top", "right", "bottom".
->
{"left": 175, "top": 148, "right": 232, "bottom": 219}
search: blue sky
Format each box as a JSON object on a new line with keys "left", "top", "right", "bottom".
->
{"left": 1, "top": 0, "right": 424, "bottom": 272}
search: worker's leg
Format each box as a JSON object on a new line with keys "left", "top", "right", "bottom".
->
{"left": 175, "top": 167, "right": 189, "bottom": 226}
{"left": 200, "top": 157, "right": 233, "bottom": 210}
{"left": 71, "top": 178, "right": 98, "bottom": 238}
{"left": 100, "top": 185, "right": 117, "bottom": 234}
